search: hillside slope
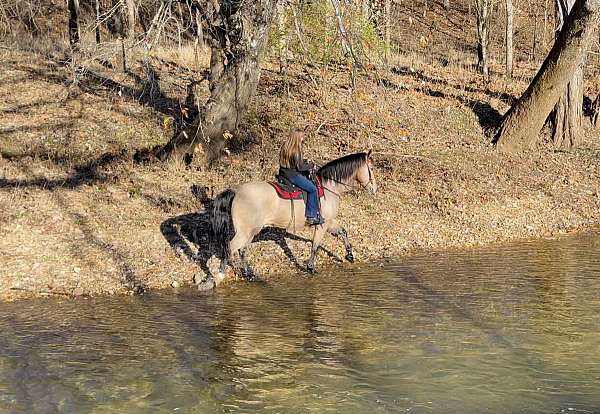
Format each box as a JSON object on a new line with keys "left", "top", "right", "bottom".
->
{"left": 1, "top": 42, "right": 599, "bottom": 300}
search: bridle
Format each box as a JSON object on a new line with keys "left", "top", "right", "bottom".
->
{"left": 319, "top": 161, "right": 374, "bottom": 198}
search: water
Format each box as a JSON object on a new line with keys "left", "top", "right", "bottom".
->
{"left": 1, "top": 233, "right": 600, "bottom": 413}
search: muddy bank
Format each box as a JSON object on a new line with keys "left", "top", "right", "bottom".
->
{"left": 1, "top": 48, "right": 599, "bottom": 301}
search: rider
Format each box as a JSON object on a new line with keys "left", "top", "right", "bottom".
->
{"left": 278, "top": 130, "right": 324, "bottom": 226}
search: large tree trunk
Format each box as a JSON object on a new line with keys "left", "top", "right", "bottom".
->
{"left": 475, "top": 0, "right": 490, "bottom": 79}
{"left": 68, "top": 0, "right": 80, "bottom": 51}
{"left": 551, "top": 66, "right": 584, "bottom": 147}
{"left": 548, "top": 0, "right": 584, "bottom": 148}
{"left": 494, "top": 0, "right": 600, "bottom": 152}
{"left": 505, "top": 0, "right": 514, "bottom": 78}
{"left": 156, "top": 0, "right": 280, "bottom": 163}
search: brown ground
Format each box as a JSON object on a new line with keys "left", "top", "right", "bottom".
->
{"left": 1, "top": 45, "right": 599, "bottom": 301}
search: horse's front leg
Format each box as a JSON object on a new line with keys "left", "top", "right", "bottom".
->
{"left": 307, "top": 225, "right": 327, "bottom": 274}
{"left": 239, "top": 247, "right": 258, "bottom": 281}
{"left": 328, "top": 221, "right": 354, "bottom": 263}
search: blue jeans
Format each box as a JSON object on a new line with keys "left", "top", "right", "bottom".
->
{"left": 288, "top": 174, "right": 319, "bottom": 219}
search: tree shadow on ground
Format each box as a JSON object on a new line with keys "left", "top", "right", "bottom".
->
{"left": 52, "top": 193, "right": 146, "bottom": 294}
{"left": 160, "top": 186, "right": 343, "bottom": 282}
{"left": 0, "top": 150, "right": 128, "bottom": 190}
{"left": 465, "top": 100, "right": 503, "bottom": 132}
{"left": 17, "top": 61, "right": 204, "bottom": 144}
{"left": 76, "top": 65, "right": 208, "bottom": 162}
{"left": 0, "top": 98, "right": 58, "bottom": 115}
{"left": 391, "top": 65, "right": 517, "bottom": 106}
{"left": 378, "top": 70, "right": 503, "bottom": 132}
{"left": 76, "top": 65, "right": 204, "bottom": 126}
{"left": 1, "top": 159, "right": 146, "bottom": 295}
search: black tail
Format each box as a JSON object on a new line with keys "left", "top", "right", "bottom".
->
{"left": 208, "top": 189, "right": 235, "bottom": 261}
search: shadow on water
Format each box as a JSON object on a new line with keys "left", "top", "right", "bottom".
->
{"left": 397, "top": 270, "right": 543, "bottom": 368}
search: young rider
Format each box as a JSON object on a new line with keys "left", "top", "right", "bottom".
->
{"left": 278, "top": 130, "right": 324, "bottom": 226}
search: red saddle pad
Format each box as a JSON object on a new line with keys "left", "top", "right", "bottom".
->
{"left": 269, "top": 178, "right": 325, "bottom": 200}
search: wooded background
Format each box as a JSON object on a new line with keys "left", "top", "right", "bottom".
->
{"left": 2, "top": 0, "right": 600, "bottom": 161}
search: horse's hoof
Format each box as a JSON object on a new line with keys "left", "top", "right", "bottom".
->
{"left": 250, "top": 276, "right": 267, "bottom": 284}
{"left": 197, "top": 277, "right": 216, "bottom": 292}
{"left": 241, "top": 269, "right": 259, "bottom": 282}
{"left": 345, "top": 253, "right": 355, "bottom": 263}
{"left": 247, "top": 274, "right": 260, "bottom": 282}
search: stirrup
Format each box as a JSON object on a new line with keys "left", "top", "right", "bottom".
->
{"left": 306, "top": 216, "right": 324, "bottom": 226}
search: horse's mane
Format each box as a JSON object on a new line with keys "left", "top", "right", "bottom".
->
{"left": 317, "top": 152, "right": 367, "bottom": 183}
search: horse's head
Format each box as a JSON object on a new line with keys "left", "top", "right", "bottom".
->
{"left": 356, "top": 150, "right": 377, "bottom": 194}
{"left": 318, "top": 151, "right": 377, "bottom": 194}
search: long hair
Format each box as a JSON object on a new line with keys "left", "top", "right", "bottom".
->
{"left": 279, "top": 130, "right": 304, "bottom": 168}
{"left": 208, "top": 189, "right": 235, "bottom": 261}
{"left": 318, "top": 152, "right": 368, "bottom": 183}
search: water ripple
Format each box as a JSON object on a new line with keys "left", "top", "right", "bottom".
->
{"left": 1, "top": 232, "right": 600, "bottom": 412}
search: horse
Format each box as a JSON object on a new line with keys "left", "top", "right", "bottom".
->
{"left": 207, "top": 150, "right": 377, "bottom": 283}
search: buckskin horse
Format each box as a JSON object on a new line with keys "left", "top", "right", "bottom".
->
{"left": 207, "top": 150, "right": 377, "bottom": 282}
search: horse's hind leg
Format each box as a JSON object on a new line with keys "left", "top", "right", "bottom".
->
{"left": 307, "top": 225, "right": 327, "bottom": 274}
{"left": 328, "top": 220, "right": 354, "bottom": 263}
{"left": 238, "top": 247, "right": 258, "bottom": 281}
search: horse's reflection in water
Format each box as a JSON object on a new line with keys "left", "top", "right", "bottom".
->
{"left": 207, "top": 151, "right": 377, "bottom": 285}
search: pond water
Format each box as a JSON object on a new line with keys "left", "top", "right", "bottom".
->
{"left": 1, "top": 232, "right": 600, "bottom": 413}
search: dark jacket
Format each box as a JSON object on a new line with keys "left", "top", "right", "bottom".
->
{"left": 279, "top": 153, "right": 314, "bottom": 180}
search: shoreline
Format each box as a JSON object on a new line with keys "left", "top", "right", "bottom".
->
{"left": 1, "top": 48, "right": 600, "bottom": 302}
{"left": 3, "top": 225, "right": 598, "bottom": 303}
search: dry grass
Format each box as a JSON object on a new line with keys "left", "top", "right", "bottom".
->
{"left": 1, "top": 40, "right": 599, "bottom": 301}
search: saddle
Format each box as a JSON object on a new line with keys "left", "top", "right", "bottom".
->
{"left": 269, "top": 175, "right": 325, "bottom": 200}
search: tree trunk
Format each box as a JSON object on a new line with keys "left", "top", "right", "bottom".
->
{"left": 590, "top": 94, "right": 600, "bottom": 127}
{"left": 548, "top": 0, "right": 584, "bottom": 148}
{"left": 95, "top": 0, "right": 101, "bottom": 44}
{"left": 276, "top": 1, "right": 289, "bottom": 73}
{"left": 544, "top": 0, "right": 550, "bottom": 49}
{"left": 156, "top": 0, "right": 280, "bottom": 163}
{"left": 475, "top": 0, "right": 490, "bottom": 79}
{"left": 68, "top": 0, "right": 80, "bottom": 51}
{"left": 532, "top": 11, "right": 538, "bottom": 61}
{"left": 494, "top": 0, "right": 600, "bottom": 152}
{"left": 124, "top": 0, "right": 136, "bottom": 40}
{"left": 194, "top": 8, "right": 204, "bottom": 70}
{"left": 119, "top": 37, "right": 127, "bottom": 72}
{"left": 551, "top": 66, "right": 583, "bottom": 147}
{"left": 330, "top": 0, "right": 361, "bottom": 66}
{"left": 384, "top": 0, "right": 391, "bottom": 64}
{"left": 505, "top": 0, "right": 513, "bottom": 78}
